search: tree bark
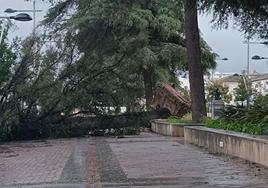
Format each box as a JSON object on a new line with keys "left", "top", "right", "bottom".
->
{"left": 143, "top": 68, "right": 153, "bottom": 110}
{"left": 184, "top": 0, "right": 206, "bottom": 122}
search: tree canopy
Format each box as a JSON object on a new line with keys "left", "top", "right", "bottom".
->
{"left": 199, "top": 0, "right": 268, "bottom": 38}
{"left": 43, "top": 0, "right": 216, "bottom": 111}
{"left": 1, "top": 0, "right": 222, "bottom": 139}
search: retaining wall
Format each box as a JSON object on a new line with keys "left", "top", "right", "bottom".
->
{"left": 151, "top": 119, "right": 203, "bottom": 137}
{"left": 184, "top": 126, "right": 268, "bottom": 167}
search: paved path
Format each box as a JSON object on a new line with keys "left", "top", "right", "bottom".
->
{"left": 0, "top": 133, "right": 268, "bottom": 187}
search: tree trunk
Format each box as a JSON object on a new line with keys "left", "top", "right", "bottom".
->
{"left": 143, "top": 68, "right": 153, "bottom": 110}
{"left": 184, "top": 0, "right": 206, "bottom": 122}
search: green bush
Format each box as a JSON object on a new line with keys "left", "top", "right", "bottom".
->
{"left": 167, "top": 114, "right": 193, "bottom": 124}
{"left": 208, "top": 95, "right": 268, "bottom": 135}
{"left": 222, "top": 95, "right": 268, "bottom": 124}
{"left": 205, "top": 119, "right": 268, "bottom": 135}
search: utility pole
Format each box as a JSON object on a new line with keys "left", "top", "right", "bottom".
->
{"left": 33, "top": 0, "right": 36, "bottom": 35}
{"left": 247, "top": 36, "right": 250, "bottom": 75}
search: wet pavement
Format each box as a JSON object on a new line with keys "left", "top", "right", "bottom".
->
{"left": 0, "top": 133, "right": 268, "bottom": 187}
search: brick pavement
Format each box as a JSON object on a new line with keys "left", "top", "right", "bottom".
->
{"left": 0, "top": 139, "right": 74, "bottom": 186}
{"left": 0, "top": 133, "right": 268, "bottom": 187}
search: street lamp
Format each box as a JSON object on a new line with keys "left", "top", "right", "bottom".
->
{"left": 0, "top": 13, "right": 32, "bottom": 45}
{"left": 211, "top": 57, "right": 229, "bottom": 81}
{"left": 244, "top": 37, "right": 268, "bottom": 75}
{"left": 216, "top": 58, "right": 228, "bottom": 61}
{"left": 4, "top": 8, "right": 42, "bottom": 14}
{"left": 0, "top": 13, "right": 32, "bottom": 22}
{"left": 252, "top": 55, "right": 268, "bottom": 60}
{"left": 4, "top": 3, "right": 42, "bottom": 34}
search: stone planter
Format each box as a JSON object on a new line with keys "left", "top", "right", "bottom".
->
{"left": 184, "top": 126, "right": 268, "bottom": 167}
{"left": 150, "top": 119, "right": 203, "bottom": 137}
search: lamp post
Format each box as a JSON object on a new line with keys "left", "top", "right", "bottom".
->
{"left": 211, "top": 57, "right": 229, "bottom": 81}
{"left": 244, "top": 37, "right": 268, "bottom": 75}
{"left": 209, "top": 57, "right": 228, "bottom": 118}
{"left": 33, "top": 0, "right": 36, "bottom": 35}
{"left": 4, "top": 2, "right": 42, "bottom": 75}
{"left": 0, "top": 13, "right": 33, "bottom": 45}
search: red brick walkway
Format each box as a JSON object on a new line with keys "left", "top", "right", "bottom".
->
{"left": 0, "top": 139, "right": 73, "bottom": 185}
{"left": 86, "top": 140, "right": 101, "bottom": 188}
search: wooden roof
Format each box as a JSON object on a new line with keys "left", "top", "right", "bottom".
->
{"left": 163, "top": 84, "right": 191, "bottom": 108}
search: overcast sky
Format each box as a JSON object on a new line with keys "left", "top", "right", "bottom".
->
{"left": 1, "top": 0, "right": 268, "bottom": 74}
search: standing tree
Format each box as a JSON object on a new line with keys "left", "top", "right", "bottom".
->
{"left": 184, "top": 0, "right": 206, "bottom": 122}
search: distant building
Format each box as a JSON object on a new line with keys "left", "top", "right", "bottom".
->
{"left": 177, "top": 71, "right": 268, "bottom": 105}
{"left": 251, "top": 74, "right": 268, "bottom": 96}
{"left": 212, "top": 72, "right": 236, "bottom": 80}
{"left": 217, "top": 74, "right": 242, "bottom": 104}
{"left": 216, "top": 73, "right": 268, "bottom": 104}
{"left": 177, "top": 71, "right": 236, "bottom": 93}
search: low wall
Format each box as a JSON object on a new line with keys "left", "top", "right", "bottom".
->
{"left": 151, "top": 119, "right": 203, "bottom": 137}
{"left": 184, "top": 126, "right": 268, "bottom": 167}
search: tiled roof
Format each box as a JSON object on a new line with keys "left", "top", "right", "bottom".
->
{"left": 217, "top": 74, "right": 242, "bottom": 83}
{"left": 251, "top": 74, "right": 268, "bottom": 82}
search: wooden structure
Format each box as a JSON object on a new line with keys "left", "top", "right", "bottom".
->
{"left": 152, "top": 84, "right": 191, "bottom": 117}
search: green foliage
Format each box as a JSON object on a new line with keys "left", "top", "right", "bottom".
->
{"left": 206, "top": 119, "right": 268, "bottom": 135}
{"left": 234, "top": 76, "right": 253, "bottom": 105}
{"left": 43, "top": 0, "right": 216, "bottom": 111}
{"left": 199, "top": 0, "right": 268, "bottom": 39}
{"left": 0, "top": 23, "right": 16, "bottom": 88}
{"left": 0, "top": 35, "right": 71, "bottom": 141}
{"left": 242, "top": 95, "right": 268, "bottom": 124}
{"left": 222, "top": 95, "right": 268, "bottom": 124}
{"left": 206, "top": 95, "right": 268, "bottom": 135}
{"left": 167, "top": 114, "right": 193, "bottom": 124}
{"left": 206, "top": 81, "right": 232, "bottom": 103}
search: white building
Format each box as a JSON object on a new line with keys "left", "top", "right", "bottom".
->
{"left": 178, "top": 71, "right": 268, "bottom": 106}
{"left": 177, "top": 71, "right": 235, "bottom": 92}
{"left": 251, "top": 74, "right": 268, "bottom": 96}
{"left": 216, "top": 74, "right": 242, "bottom": 104}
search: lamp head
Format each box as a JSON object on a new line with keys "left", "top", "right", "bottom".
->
{"left": 11, "top": 13, "right": 32, "bottom": 21}
{"left": 4, "top": 8, "right": 17, "bottom": 13}
{"left": 252, "top": 55, "right": 262, "bottom": 60}
{"left": 260, "top": 41, "right": 268, "bottom": 45}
